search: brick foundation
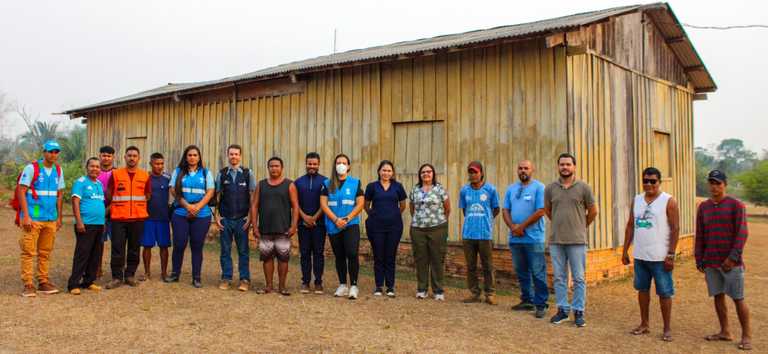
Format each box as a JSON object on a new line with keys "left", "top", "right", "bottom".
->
{"left": 205, "top": 224, "right": 694, "bottom": 288}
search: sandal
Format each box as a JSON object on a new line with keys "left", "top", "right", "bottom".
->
{"left": 705, "top": 334, "right": 733, "bottom": 341}
{"left": 739, "top": 341, "right": 753, "bottom": 350}
{"left": 662, "top": 333, "right": 674, "bottom": 342}
{"left": 630, "top": 328, "right": 651, "bottom": 335}
{"left": 138, "top": 275, "right": 148, "bottom": 282}
{"left": 280, "top": 289, "right": 291, "bottom": 296}
{"left": 255, "top": 288, "right": 272, "bottom": 295}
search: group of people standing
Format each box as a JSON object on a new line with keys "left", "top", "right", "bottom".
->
{"left": 14, "top": 142, "right": 752, "bottom": 349}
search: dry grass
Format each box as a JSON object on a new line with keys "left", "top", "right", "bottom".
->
{"left": 0, "top": 207, "right": 765, "bottom": 353}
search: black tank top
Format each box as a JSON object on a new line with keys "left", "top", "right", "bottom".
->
{"left": 257, "top": 178, "right": 293, "bottom": 234}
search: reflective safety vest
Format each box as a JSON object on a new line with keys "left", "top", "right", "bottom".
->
{"left": 324, "top": 177, "right": 361, "bottom": 235}
{"left": 110, "top": 168, "right": 149, "bottom": 220}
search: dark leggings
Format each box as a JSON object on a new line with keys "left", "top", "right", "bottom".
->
{"left": 170, "top": 214, "right": 209, "bottom": 278}
{"left": 328, "top": 224, "right": 360, "bottom": 286}
{"left": 368, "top": 229, "right": 402, "bottom": 288}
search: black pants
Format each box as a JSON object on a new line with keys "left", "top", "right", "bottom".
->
{"left": 328, "top": 225, "right": 360, "bottom": 286}
{"left": 298, "top": 225, "right": 327, "bottom": 286}
{"left": 110, "top": 221, "right": 144, "bottom": 280}
{"left": 67, "top": 224, "right": 104, "bottom": 291}
{"left": 368, "top": 229, "right": 402, "bottom": 288}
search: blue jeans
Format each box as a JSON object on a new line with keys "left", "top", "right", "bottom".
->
{"left": 634, "top": 259, "right": 674, "bottom": 297}
{"left": 550, "top": 244, "right": 586, "bottom": 313}
{"left": 219, "top": 217, "right": 250, "bottom": 282}
{"left": 509, "top": 243, "right": 549, "bottom": 307}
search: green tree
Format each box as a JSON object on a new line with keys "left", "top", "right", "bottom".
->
{"left": 58, "top": 126, "right": 87, "bottom": 164}
{"left": 737, "top": 158, "right": 768, "bottom": 206}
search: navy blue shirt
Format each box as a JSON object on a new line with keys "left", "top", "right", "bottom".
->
{"left": 147, "top": 172, "right": 172, "bottom": 221}
{"left": 295, "top": 173, "right": 328, "bottom": 226}
{"left": 364, "top": 181, "right": 407, "bottom": 233}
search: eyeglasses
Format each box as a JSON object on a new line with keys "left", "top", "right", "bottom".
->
{"left": 515, "top": 187, "right": 523, "bottom": 199}
{"left": 642, "top": 179, "right": 659, "bottom": 185}
{"left": 420, "top": 171, "right": 433, "bottom": 175}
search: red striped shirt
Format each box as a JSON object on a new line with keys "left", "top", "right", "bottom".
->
{"left": 695, "top": 196, "right": 748, "bottom": 268}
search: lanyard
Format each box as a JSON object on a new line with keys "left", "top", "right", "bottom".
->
{"left": 421, "top": 184, "right": 434, "bottom": 205}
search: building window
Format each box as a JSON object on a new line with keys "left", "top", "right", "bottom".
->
{"left": 393, "top": 121, "right": 445, "bottom": 175}
{"left": 653, "top": 131, "right": 672, "bottom": 178}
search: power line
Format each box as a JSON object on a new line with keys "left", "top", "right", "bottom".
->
{"left": 652, "top": 22, "right": 768, "bottom": 30}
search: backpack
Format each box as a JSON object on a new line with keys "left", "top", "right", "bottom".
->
{"left": 215, "top": 167, "right": 251, "bottom": 206}
{"left": 8, "top": 161, "right": 62, "bottom": 226}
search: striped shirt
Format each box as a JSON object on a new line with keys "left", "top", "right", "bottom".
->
{"left": 695, "top": 196, "right": 748, "bottom": 268}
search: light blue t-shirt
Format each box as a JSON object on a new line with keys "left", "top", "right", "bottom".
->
{"left": 169, "top": 168, "right": 215, "bottom": 218}
{"left": 458, "top": 183, "right": 500, "bottom": 240}
{"left": 19, "top": 164, "right": 65, "bottom": 190}
{"left": 502, "top": 180, "right": 546, "bottom": 244}
{"left": 71, "top": 176, "right": 106, "bottom": 225}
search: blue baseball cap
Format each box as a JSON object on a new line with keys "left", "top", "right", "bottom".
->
{"left": 43, "top": 141, "right": 61, "bottom": 152}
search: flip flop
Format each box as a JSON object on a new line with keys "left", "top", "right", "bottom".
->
{"left": 662, "top": 333, "right": 674, "bottom": 342}
{"left": 255, "top": 288, "right": 272, "bottom": 295}
{"left": 738, "top": 342, "right": 753, "bottom": 350}
{"left": 138, "top": 275, "right": 148, "bottom": 281}
{"left": 630, "top": 328, "right": 651, "bottom": 335}
{"left": 705, "top": 334, "right": 734, "bottom": 341}
{"left": 280, "top": 289, "right": 291, "bottom": 296}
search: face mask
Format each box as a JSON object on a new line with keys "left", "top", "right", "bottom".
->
{"left": 336, "top": 164, "right": 348, "bottom": 175}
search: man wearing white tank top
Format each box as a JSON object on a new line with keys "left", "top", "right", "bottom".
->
{"left": 622, "top": 167, "right": 680, "bottom": 342}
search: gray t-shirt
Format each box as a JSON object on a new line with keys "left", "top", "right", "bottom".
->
{"left": 544, "top": 177, "right": 596, "bottom": 245}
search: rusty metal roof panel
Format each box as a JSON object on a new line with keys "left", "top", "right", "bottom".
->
{"left": 64, "top": 2, "right": 715, "bottom": 114}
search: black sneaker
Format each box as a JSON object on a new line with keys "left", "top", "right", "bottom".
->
{"left": 192, "top": 277, "right": 203, "bottom": 288}
{"left": 373, "top": 287, "right": 383, "bottom": 296}
{"left": 511, "top": 301, "right": 535, "bottom": 311}
{"left": 535, "top": 305, "right": 547, "bottom": 318}
{"left": 164, "top": 273, "right": 180, "bottom": 283}
{"left": 385, "top": 288, "right": 395, "bottom": 297}
{"left": 573, "top": 310, "right": 586, "bottom": 327}
{"left": 550, "top": 308, "right": 570, "bottom": 324}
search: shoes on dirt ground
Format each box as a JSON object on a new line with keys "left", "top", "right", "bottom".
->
{"left": 348, "top": 286, "right": 359, "bottom": 300}
{"left": 22, "top": 285, "right": 36, "bottom": 297}
{"left": 551, "top": 308, "right": 570, "bottom": 324}
{"left": 573, "top": 310, "right": 586, "bottom": 327}
{"left": 38, "top": 282, "right": 59, "bottom": 294}
{"left": 373, "top": 287, "right": 383, "bottom": 296}
{"left": 334, "top": 284, "right": 348, "bottom": 297}
{"left": 434, "top": 292, "right": 445, "bottom": 301}
{"left": 105, "top": 279, "right": 123, "bottom": 290}
{"left": 70, "top": 288, "right": 81, "bottom": 295}
{"left": 386, "top": 288, "right": 395, "bottom": 298}
{"left": 511, "top": 301, "right": 535, "bottom": 311}
{"left": 219, "top": 280, "right": 231, "bottom": 290}
{"left": 164, "top": 273, "right": 180, "bottom": 283}
{"left": 239, "top": 280, "right": 249, "bottom": 292}
{"left": 87, "top": 284, "right": 102, "bottom": 291}
{"left": 192, "top": 277, "right": 203, "bottom": 288}
{"left": 416, "top": 291, "right": 428, "bottom": 299}
{"left": 300, "top": 284, "right": 310, "bottom": 294}
{"left": 124, "top": 277, "right": 138, "bottom": 287}
{"left": 535, "top": 305, "right": 547, "bottom": 318}
{"left": 463, "top": 293, "right": 482, "bottom": 303}
{"left": 485, "top": 295, "right": 499, "bottom": 306}
{"left": 314, "top": 284, "right": 324, "bottom": 295}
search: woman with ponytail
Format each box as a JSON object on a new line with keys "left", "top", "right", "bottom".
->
{"left": 319, "top": 154, "right": 365, "bottom": 299}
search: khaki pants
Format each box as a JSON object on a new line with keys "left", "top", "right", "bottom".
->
{"left": 463, "top": 238, "right": 495, "bottom": 295}
{"left": 410, "top": 222, "right": 448, "bottom": 293}
{"left": 19, "top": 220, "right": 57, "bottom": 285}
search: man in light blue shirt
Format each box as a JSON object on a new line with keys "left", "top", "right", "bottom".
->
{"left": 68, "top": 158, "right": 107, "bottom": 295}
{"left": 502, "top": 160, "right": 548, "bottom": 318}
{"left": 458, "top": 161, "right": 500, "bottom": 305}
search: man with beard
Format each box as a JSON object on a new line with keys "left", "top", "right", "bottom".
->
{"left": 294, "top": 152, "right": 328, "bottom": 294}
{"left": 105, "top": 146, "right": 151, "bottom": 289}
{"left": 214, "top": 144, "right": 256, "bottom": 291}
{"left": 502, "top": 160, "right": 548, "bottom": 318}
{"left": 544, "top": 153, "right": 597, "bottom": 327}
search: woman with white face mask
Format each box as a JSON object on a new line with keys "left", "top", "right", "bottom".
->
{"left": 320, "top": 154, "right": 365, "bottom": 299}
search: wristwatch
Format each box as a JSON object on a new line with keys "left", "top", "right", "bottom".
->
{"left": 666, "top": 253, "right": 676, "bottom": 260}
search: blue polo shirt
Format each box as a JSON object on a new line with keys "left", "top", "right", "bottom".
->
{"left": 364, "top": 181, "right": 407, "bottom": 233}
{"left": 295, "top": 173, "right": 328, "bottom": 226}
{"left": 147, "top": 172, "right": 172, "bottom": 221}
{"left": 502, "top": 180, "right": 546, "bottom": 243}
{"left": 71, "top": 176, "right": 106, "bottom": 225}
{"left": 458, "top": 182, "right": 500, "bottom": 240}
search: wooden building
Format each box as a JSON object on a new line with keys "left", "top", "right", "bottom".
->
{"left": 64, "top": 3, "right": 715, "bottom": 283}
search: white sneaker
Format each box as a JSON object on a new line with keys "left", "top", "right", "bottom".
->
{"left": 348, "top": 286, "right": 359, "bottom": 300}
{"left": 435, "top": 293, "right": 445, "bottom": 301}
{"left": 334, "top": 284, "right": 348, "bottom": 297}
{"left": 416, "top": 291, "right": 428, "bottom": 299}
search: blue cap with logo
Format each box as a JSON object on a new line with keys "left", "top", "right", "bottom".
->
{"left": 43, "top": 141, "right": 61, "bottom": 152}
{"left": 707, "top": 170, "right": 727, "bottom": 183}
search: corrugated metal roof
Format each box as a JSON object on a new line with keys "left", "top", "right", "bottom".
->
{"left": 64, "top": 2, "right": 715, "bottom": 115}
